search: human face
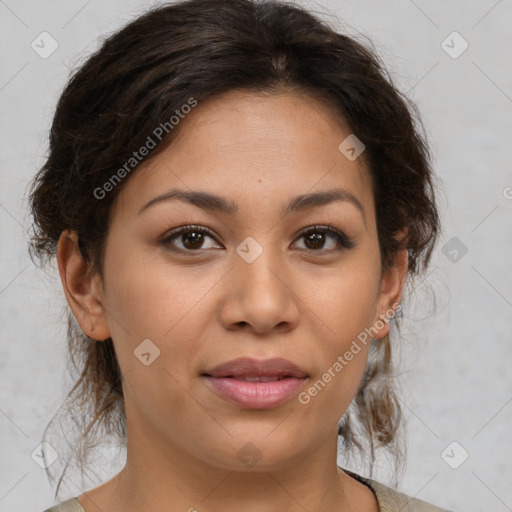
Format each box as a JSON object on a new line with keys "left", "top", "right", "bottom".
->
{"left": 94, "top": 90, "right": 397, "bottom": 472}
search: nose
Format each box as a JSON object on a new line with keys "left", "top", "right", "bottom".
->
{"left": 218, "top": 245, "right": 300, "bottom": 335}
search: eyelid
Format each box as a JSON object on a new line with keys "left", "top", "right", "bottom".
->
{"left": 159, "top": 223, "right": 356, "bottom": 252}
{"left": 293, "top": 224, "right": 356, "bottom": 250}
{"left": 159, "top": 224, "right": 220, "bottom": 246}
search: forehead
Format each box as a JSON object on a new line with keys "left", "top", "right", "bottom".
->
{"left": 114, "top": 90, "right": 375, "bottom": 223}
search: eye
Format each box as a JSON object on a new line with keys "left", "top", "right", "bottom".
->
{"left": 160, "top": 223, "right": 356, "bottom": 254}
{"left": 160, "top": 225, "right": 221, "bottom": 252}
{"left": 292, "top": 224, "right": 356, "bottom": 252}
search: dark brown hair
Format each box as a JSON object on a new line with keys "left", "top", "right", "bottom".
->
{"left": 28, "top": 0, "right": 441, "bottom": 497}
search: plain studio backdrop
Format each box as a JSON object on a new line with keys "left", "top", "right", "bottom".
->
{"left": 1, "top": 1, "right": 511, "bottom": 511}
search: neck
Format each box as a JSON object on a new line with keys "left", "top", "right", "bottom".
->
{"left": 79, "top": 404, "right": 371, "bottom": 512}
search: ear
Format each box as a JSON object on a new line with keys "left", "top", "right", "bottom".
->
{"left": 371, "top": 228, "right": 409, "bottom": 340}
{"left": 56, "top": 230, "right": 111, "bottom": 341}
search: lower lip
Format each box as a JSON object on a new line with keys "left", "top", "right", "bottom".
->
{"left": 203, "top": 376, "right": 307, "bottom": 409}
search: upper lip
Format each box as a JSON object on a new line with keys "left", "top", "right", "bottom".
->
{"left": 203, "top": 357, "right": 308, "bottom": 379}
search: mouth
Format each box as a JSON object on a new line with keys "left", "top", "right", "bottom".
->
{"left": 201, "top": 357, "right": 309, "bottom": 409}
{"left": 210, "top": 375, "right": 293, "bottom": 382}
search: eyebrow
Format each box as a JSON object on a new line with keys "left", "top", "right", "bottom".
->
{"left": 138, "top": 187, "right": 366, "bottom": 225}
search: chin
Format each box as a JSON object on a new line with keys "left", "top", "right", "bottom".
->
{"left": 203, "top": 438, "right": 304, "bottom": 473}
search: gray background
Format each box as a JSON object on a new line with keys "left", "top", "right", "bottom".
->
{"left": 1, "top": 1, "right": 511, "bottom": 511}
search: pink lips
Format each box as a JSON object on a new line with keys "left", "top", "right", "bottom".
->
{"left": 202, "top": 357, "right": 308, "bottom": 409}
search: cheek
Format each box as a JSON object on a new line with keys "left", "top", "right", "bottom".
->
{"left": 101, "top": 250, "right": 214, "bottom": 440}
{"left": 101, "top": 244, "right": 212, "bottom": 367}
{"left": 292, "top": 261, "right": 380, "bottom": 434}
{"left": 306, "top": 258, "right": 381, "bottom": 340}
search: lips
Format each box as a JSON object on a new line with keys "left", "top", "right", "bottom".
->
{"left": 202, "top": 357, "right": 309, "bottom": 409}
{"left": 203, "top": 357, "right": 308, "bottom": 380}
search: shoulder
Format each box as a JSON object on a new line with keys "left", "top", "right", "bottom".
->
{"left": 41, "top": 497, "right": 85, "bottom": 512}
{"left": 343, "top": 469, "right": 454, "bottom": 512}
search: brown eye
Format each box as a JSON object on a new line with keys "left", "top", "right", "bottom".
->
{"left": 160, "top": 224, "right": 355, "bottom": 254}
{"left": 160, "top": 225, "right": 221, "bottom": 251}
{"left": 304, "top": 232, "right": 327, "bottom": 250}
{"left": 179, "top": 230, "right": 206, "bottom": 250}
{"left": 293, "top": 225, "right": 356, "bottom": 252}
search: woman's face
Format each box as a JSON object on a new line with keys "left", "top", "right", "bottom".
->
{"left": 80, "top": 90, "right": 403, "bottom": 471}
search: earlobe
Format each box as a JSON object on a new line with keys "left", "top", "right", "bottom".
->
{"left": 56, "top": 230, "right": 111, "bottom": 341}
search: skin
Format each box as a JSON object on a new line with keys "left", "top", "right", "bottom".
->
{"left": 57, "top": 90, "right": 408, "bottom": 512}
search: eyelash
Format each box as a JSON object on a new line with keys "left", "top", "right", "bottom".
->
{"left": 159, "top": 224, "right": 356, "bottom": 254}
